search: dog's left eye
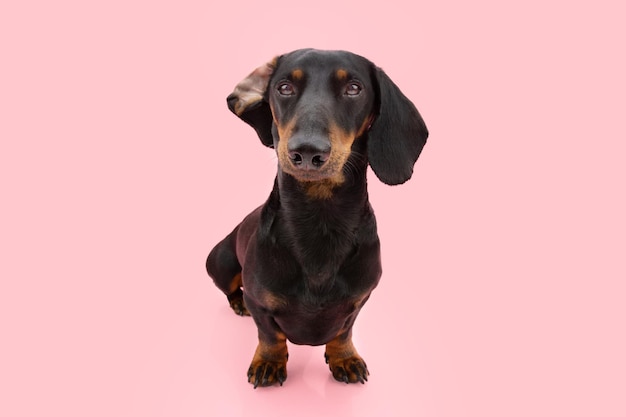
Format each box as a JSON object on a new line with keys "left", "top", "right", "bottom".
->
{"left": 345, "top": 82, "right": 362, "bottom": 96}
{"left": 277, "top": 82, "right": 296, "bottom": 96}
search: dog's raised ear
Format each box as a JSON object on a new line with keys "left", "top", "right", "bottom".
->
{"left": 226, "top": 58, "right": 277, "bottom": 148}
{"left": 367, "top": 67, "right": 429, "bottom": 185}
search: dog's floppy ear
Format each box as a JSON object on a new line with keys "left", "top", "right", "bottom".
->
{"left": 367, "top": 67, "right": 429, "bottom": 185}
{"left": 226, "top": 58, "right": 277, "bottom": 148}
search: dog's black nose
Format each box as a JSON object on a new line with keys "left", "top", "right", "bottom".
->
{"left": 287, "top": 136, "right": 331, "bottom": 169}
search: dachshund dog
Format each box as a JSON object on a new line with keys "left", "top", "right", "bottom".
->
{"left": 206, "top": 49, "right": 428, "bottom": 387}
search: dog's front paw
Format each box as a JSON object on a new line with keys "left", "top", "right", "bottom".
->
{"left": 226, "top": 289, "right": 250, "bottom": 316}
{"left": 325, "top": 353, "right": 369, "bottom": 384}
{"left": 229, "top": 297, "right": 250, "bottom": 316}
{"left": 247, "top": 358, "right": 288, "bottom": 388}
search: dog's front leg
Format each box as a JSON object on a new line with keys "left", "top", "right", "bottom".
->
{"left": 324, "top": 330, "right": 369, "bottom": 384}
{"left": 247, "top": 327, "right": 289, "bottom": 388}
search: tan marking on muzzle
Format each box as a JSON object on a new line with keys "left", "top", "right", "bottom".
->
{"left": 325, "top": 121, "right": 358, "bottom": 176}
{"left": 275, "top": 117, "right": 296, "bottom": 169}
{"left": 356, "top": 113, "right": 375, "bottom": 138}
{"left": 274, "top": 119, "right": 363, "bottom": 200}
{"left": 301, "top": 122, "right": 359, "bottom": 199}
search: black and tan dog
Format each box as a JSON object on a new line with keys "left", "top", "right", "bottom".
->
{"left": 206, "top": 49, "right": 428, "bottom": 387}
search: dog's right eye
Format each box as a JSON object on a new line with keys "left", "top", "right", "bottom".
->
{"left": 277, "top": 82, "right": 296, "bottom": 96}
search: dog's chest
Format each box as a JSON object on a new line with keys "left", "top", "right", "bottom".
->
{"left": 271, "top": 283, "right": 362, "bottom": 346}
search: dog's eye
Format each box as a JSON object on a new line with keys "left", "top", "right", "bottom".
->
{"left": 345, "top": 82, "right": 362, "bottom": 96}
{"left": 277, "top": 82, "right": 296, "bottom": 96}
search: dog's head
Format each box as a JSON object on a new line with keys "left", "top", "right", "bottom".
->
{"left": 227, "top": 49, "right": 428, "bottom": 186}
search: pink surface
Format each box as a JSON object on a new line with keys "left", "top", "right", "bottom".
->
{"left": 1, "top": 1, "right": 625, "bottom": 416}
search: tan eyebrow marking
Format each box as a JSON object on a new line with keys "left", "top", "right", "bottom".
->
{"left": 291, "top": 69, "right": 304, "bottom": 80}
{"left": 336, "top": 69, "right": 348, "bottom": 80}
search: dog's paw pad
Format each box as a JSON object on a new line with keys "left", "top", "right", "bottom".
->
{"left": 325, "top": 354, "right": 369, "bottom": 384}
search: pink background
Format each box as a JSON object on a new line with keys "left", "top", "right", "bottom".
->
{"left": 1, "top": 1, "right": 625, "bottom": 416}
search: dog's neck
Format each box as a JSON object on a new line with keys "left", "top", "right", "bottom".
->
{"left": 267, "top": 161, "right": 373, "bottom": 286}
